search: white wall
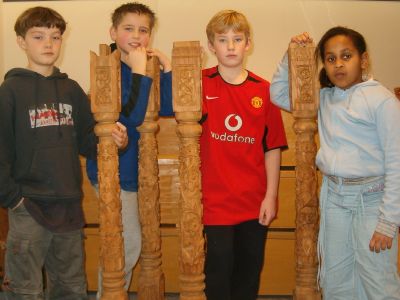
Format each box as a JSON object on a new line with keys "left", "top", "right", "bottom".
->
{"left": 1, "top": 0, "right": 400, "bottom": 92}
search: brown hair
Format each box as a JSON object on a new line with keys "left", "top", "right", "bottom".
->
{"left": 14, "top": 6, "right": 66, "bottom": 37}
{"left": 111, "top": 2, "right": 156, "bottom": 30}
{"left": 206, "top": 10, "right": 250, "bottom": 44}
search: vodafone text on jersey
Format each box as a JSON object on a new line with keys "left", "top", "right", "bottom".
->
{"left": 210, "top": 113, "right": 255, "bottom": 144}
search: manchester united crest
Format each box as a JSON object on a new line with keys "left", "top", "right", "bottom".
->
{"left": 251, "top": 96, "right": 263, "bottom": 108}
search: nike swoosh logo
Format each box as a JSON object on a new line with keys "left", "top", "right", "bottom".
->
{"left": 206, "top": 95, "right": 219, "bottom": 100}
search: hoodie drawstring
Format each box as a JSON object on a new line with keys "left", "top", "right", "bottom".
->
{"left": 54, "top": 79, "right": 63, "bottom": 138}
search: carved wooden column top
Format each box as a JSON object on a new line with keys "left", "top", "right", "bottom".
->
{"left": 172, "top": 41, "right": 202, "bottom": 114}
{"left": 90, "top": 44, "right": 121, "bottom": 127}
{"left": 288, "top": 42, "right": 319, "bottom": 118}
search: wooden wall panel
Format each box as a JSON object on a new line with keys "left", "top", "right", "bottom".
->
{"left": 81, "top": 158, "right": 99, "bottom": 225}
{"left": 85, "top": 227, "right": 296, "bottom": 295}
{"left": 281, "top": 110, "right": 295, "bottom": 167}
{"left": 159, "top": 158, "right": 180, "bottom": 225}
{"left": 258, "top": 232, "right": 296, "bottom": 295}
{"left": 270, "top": 171, "right": 296, "bottom": 229}
{"left": 84, "top": 227, "right": 100, "bottom": 289}
{"left": 157, "top": 117, "right": 179, "bottom": 156}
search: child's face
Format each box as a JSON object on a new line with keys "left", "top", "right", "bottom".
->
{"left": 110, "top": 12, "right": 151, "bottom": 56}
{"left": 208, "top": 29, "right": 250, "bottom": 69}
{"left": 17, "top": 26, "right": 62, "bottom": 74}
{"left": 322, "top": 35, "right": 368, "bottom": 90}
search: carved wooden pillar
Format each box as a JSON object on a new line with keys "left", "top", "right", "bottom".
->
{"left": 0, "top": 208, "right": 7, "bottom": 280}
{"left": 288, "top": 42, "right": 321, "bottom": 300}
{"left": 172, "top": 41, "right": 205, "bottom": 300}
{"left": 90, "top": 44, "right": 127, "bottom": 300}
{"left": 137, "top": 57, "right": 165, "bottom": 300}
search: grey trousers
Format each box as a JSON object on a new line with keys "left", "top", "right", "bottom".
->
{"left": 3, "top": 203, "right": 88, "bottom": 300}
{"left": 96, "top": 189, "right": 141, "bottom": 299}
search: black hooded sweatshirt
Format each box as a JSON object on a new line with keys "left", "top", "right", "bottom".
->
{"left": 0, "top": 67, "right": 97, "bottom": 231}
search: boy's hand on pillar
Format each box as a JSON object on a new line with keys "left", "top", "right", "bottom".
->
{"left": 112, "top": 122, "right": 128, "bottom": 149}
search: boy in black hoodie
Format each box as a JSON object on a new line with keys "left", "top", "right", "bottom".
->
{"left": 0, "top": 7, "right": 128, "bottom": 299}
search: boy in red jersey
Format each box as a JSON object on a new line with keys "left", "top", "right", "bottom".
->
{"left": 200, "top": 10, "right": 287, "bottom": 300}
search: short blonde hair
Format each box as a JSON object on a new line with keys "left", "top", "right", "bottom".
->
{"left": 206, "top": 10, "right": 250, "bottom": 44}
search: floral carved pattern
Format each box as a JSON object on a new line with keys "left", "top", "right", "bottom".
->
{"left": 172, "top": 41, "right": 205, "bottom": 300}
{"left": 137, "top": 56, "right": 164, "bottom": 300}
{"left": 95, "top": 67, "right": 112, "bottom": 106}
{"left": 289, "top": 42, "right": 321, "bottom": 299}
{"left": 91, "top": 45, "right": 127, "bottom": 300}
{"left": 176, "top": 67, "right": 196, "bottom": 107}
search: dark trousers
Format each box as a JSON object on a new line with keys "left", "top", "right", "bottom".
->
{"left": 204, "top": 219, "right": 268, "bottom": 300}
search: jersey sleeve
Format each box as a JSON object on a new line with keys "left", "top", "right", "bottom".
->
{"left": 263, "top": 97, "right": 288, "bottom": 152}
{"left": 200, "top": 74, "right": 208, "bottom": 124}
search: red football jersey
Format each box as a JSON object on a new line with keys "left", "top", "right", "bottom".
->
{"left": 200, "top": 66, "right": 287, "bottom": 225}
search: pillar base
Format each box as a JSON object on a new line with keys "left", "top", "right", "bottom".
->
{"left": 293, "top": 287, "right": 321, "bottom": 300}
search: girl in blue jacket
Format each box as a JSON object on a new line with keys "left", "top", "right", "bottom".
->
{"left": 271, "top": 27, "right": 400, "bottom": 299}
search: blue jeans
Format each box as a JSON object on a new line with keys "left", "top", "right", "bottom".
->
{"left": 3, "top": 203, "right": 87, "bottom": 300}
{"left": 319, "top": 176, "right": 400, "bottom": 300}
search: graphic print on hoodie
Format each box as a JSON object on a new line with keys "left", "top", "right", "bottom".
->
{"left": 29, "top": 103, "right": 74, "bottom": 128}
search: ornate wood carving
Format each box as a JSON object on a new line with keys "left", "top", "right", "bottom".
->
{"left": 288, "top": 42, "right": 321, "bottom": 300}
{"left": 172, "top": 41, "right": 205, "bottom": 300}
{"left": 137, "top": 56, "right": 165, "bottom": 300}
{"left": 90, "top": 44, "right": 127, "bottom": 300}
{"left": 0, "top": 208, "right": 7, "bottom": 280}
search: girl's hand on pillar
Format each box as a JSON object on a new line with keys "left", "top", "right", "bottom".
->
{"left": 290, "top": 32, "right": 313, "bottom": 46}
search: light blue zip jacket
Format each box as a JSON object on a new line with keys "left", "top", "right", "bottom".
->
{"left": 271, "top": 53, "right": 400, "bottom": 228}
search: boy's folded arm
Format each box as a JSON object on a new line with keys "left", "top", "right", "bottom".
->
{"left": 270, "top": 52, "right": 292, "bottom": 112}
{"left": 122, "top": 73, "right": 152, "bottom": 127}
